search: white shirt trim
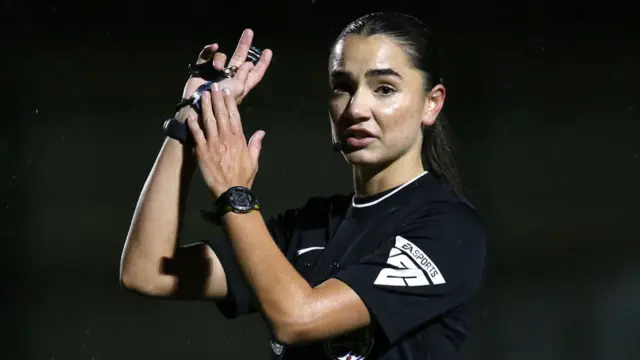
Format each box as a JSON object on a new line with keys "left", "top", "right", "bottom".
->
{"left": 351, "top": 171, "right": 428, "bottom": 208}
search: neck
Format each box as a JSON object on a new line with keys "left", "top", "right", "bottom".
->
{"left": 352, "top": 151, "right": 424, "bottom": 197}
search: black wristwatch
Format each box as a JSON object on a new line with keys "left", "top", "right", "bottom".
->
{"left": 205, "top": 186, "right": 260, "bottom": 225}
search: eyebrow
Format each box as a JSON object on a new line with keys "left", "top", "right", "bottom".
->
{"left": 330, "top": 68, "right": 402, "bottom": 80}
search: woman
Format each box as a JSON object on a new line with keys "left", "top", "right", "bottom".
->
{"left": 120, "top": 12, "right": 487, "bottom": 360}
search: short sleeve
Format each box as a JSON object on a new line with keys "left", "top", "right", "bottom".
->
{"left": 332, "top": 202, "right": 487, "bottom": 344}
{"left": 205, "top": 209, "right": 298, "bottom": 319}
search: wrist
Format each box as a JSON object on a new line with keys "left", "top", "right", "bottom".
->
{"left": 205, "top": 187, "right": 260, "bottom": 226}
{"left": 163, "top": 107, "right": 196, "bottom": 145}
{"left": 164, "top": 136, "right": 195, "bottom": 163}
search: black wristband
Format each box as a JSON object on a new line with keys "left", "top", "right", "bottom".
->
{"left": 163, "top": 118, "right": 191, "bottom": 144}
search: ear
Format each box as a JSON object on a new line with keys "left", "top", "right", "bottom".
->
{"left": 421, "top": 84, "right": 446, "bottom": 127}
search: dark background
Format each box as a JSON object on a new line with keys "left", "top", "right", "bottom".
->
{"left": 2, "top": 0, "right": 639, "bottom": 359}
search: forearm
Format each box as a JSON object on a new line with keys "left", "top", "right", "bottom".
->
{"left": 120, "top": 136, "right": 195, "bottom": 291}
{"left": 223, "top": 211, "right": 313, "bottom": 331}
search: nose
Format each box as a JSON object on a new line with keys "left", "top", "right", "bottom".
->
{"left": 344, "top": 89, "right": 371, "bottom": 122}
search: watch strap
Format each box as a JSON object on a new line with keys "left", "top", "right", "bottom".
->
{"left": 201, "top": 187, "right": 260, "bottom": 226}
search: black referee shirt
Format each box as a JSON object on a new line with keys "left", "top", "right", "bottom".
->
{"left": 207, "top": 171, "right": 487, "bottom": 360}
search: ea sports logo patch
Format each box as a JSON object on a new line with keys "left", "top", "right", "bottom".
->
{"left": 374, "top": 236, "right": 446, "bottom": 287}
{"left": 324, "top": 327, "right": 374, "bottom": 360}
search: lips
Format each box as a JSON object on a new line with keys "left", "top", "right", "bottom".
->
{"left": 344, "top": 127, "right": 376, "bottom": 138}
{"left": 342, "top": 127, "right": 377, "bottom": 149}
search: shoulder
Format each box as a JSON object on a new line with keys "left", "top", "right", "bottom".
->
{"left": 404, "top": 199, "right": 483, "bottom": 231}
{"left": 406, "top": 174, "right": 482, "bottom": 222}
{"left": 400, "top": 181, "right": 487, "bottom": 252}
{"left": 393, "top": 197, "right": 487, "bottom": 292}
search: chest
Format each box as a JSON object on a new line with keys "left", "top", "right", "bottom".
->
{"left": 287, "top": 208, "right": 402, "bottom": 286}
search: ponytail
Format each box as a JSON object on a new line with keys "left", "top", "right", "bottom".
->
{"left": 422, "top": 113, "right": 463, "bottom": 196}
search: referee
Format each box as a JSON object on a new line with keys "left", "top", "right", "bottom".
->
{"left": 120, "top": 12, "right": 487, "bottom": 360}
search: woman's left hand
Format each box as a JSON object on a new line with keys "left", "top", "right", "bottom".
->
{"left": 186, "top": 82, "right": 266, "bottom": 199}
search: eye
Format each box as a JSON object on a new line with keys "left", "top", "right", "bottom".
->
{"left": 331, "top": 81, "right": 352, "bottom": 94}
{"left": 375, "top": 84, "right": 396, "bottom": 96}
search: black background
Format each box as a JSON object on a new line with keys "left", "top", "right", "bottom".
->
{"left": 2, "top": 0, "right": 639, "bottom": 359}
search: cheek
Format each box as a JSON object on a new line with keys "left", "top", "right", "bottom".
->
{"left": 376, "top": 105, "right": 421, "bottom": 145}
{"left": 380, "top": 102, "right": 400, "bottom": 116}
{"left": 376, "top": 100, "right": 412, "bottom": 134}
{"left": 328, "top": 96, "right": 348, "bottom": 122}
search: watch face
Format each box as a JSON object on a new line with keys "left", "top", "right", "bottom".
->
{"left": 228, "top": 188, "right": 256, "bottom": 212}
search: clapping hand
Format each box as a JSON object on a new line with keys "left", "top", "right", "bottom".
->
{"left": 177, "top": 29, "right": 273, "bottom": 124}
{"left": 186, "top": 83, "right": 265, "bottom": 199}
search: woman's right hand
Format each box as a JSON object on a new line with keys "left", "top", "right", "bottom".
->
{"left": 177, "top": 29, "right": 273, "bottom": 122}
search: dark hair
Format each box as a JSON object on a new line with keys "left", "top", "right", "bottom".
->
{"left": 333, "top": 12, "right": 462, "bottom": 195}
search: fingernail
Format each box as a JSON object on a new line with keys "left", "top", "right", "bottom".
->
{"left": 222, "top": 87, "right": 231, "bottom": 96}
{"left": 212, "top": 82, "right": 220, "bottom": 91}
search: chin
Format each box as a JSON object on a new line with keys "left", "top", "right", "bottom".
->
{"left": 342, "top": 149, "right": 382, "bottom": 166}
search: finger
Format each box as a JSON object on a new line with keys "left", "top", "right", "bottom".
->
{"left": 234, "top": 62, "right": 254, "bottom": 85}
{"left": 247, "top": 130, "right": 266, "bottom": 164}
{"left": 210, "top": 83, "right": 230, "bottom": 136}
{"left": 222, "top": 87, "right": 243, "bottom": 135}
{"left": 212, "top": 52, "right": 227, "bottom": 70}
{"left": 196, "top": 44, "right": 219, "bottom": 64}
{"left": 186, "top": 116, "right": 207, "bottom": 149}
{"left": 228, "top": 29, "right": 254, "bottom": 67}
{"left": 175, "top": 104, "right": 197, "bottom": 124}
{"left": 199, "top": 90, "right": 218, "bottom": 139}
{"left": 246, "top": 48, "right": 273, "bottom": 91}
